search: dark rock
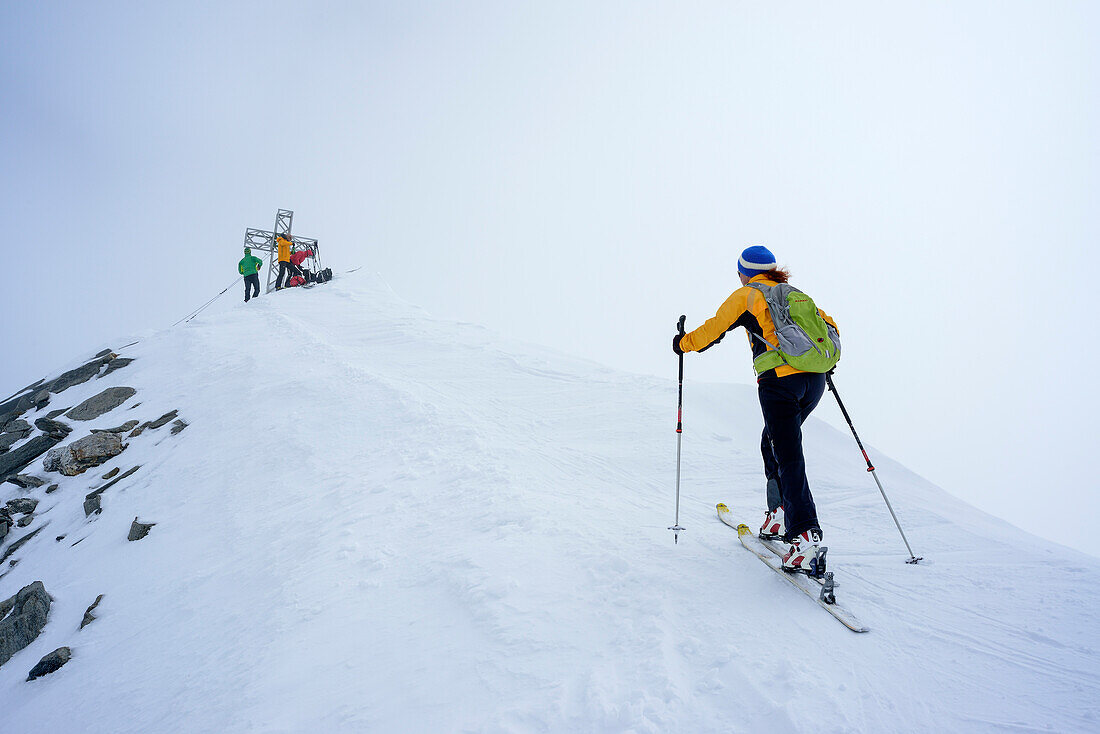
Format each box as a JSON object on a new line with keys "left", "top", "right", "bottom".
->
{"left": 81, "top": 594, "right": 104, "bottom": 629}
{"left": 0, "top": 526, "right": 45, "bottom": 564}
{"left": 0, "top": 435, "right": 19, "bottom": 454}
{"left": 1, "top": 418, "right": 32, "bottom": 436}
{"left": 95, "top": 348, "right": 114, "bottom": 358}
{"left": 128, "top": 402, "right": 142, "bottom": 410}
{"left": 0, "top": 515, "right": 10, "bottom": 542}
{"left": 43, "top": 433, "right": 124, "bottom": 476}
{"left": 0, "top": 435, "right": 63, "bottom": 483}
{"left": 17, "top": 516, "right": 32, "bottom": 528}
{"left": 0, "top": 397, "right": 31, "bottom": 428}
{"left": 0, "top": 581, "right": 51, "bottom": 669}
{"left": 46, "top": 408, "right": 68, "bottom": 420}
{"left": 92, "top": 420, "right": 139, "bottom": 435}
{"left": 170, "top": 419, "right": 189, "bottom": 435}
{"left": 34, "top": 417, "right": 72, "bottom": 440}
{"left": 66, "top": 387, "right": 137, "bottom": 421}
{"left": 6, "top": 473, "right": 45, "bottom": 490}
{"left": 8, "top": 474, "right": 47, "bottom": 489}
{"left": 19, "top": 379, "right": 46, "bottom": 394}
{"left": 55, "top": 535, "right": 65, "bottom": 542}
{"left": 83, "top": 465, "right": 141, "bottom": 516}
{"left": 129, "top": 410, "right": 179, "bottom": 438}
{"left": 26, "top": 646, "right": 71, "bottom": 681}
{"left": 100, "top": 357, "right": 134, "bottom": 378}
{"left": 31, "top": 390, "right": 51, "bottom": 411}
{"left": 0, "top": 420, "right": 34, "bottom": 453}
{"left": 45, "top": 484, "right": 58, "bottom": 494}
{"left": 83, "top": 492, "right": 102, "bottom": 516}
{"left": 127, "top": 517, "right": 155, "bottom": 541}
{"left": 7, "top": 498, "right": 38, "bottom": 514}
{"left": 101, "top": 467, "right": 120, "bottom": 480}
{"left": 47, "top": 355, "right": 113, "bottom": 395}
{"left": 147, "top": 410, "right": 178, "bottom": 429}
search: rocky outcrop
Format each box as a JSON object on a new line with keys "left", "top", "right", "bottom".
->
{"left": 170, "top": 419, "right": 188, "bottom": 435}
{"left": 48, "top": 354, "right": 115, "bottom": 395}
{"left": 81, "top": 595, "right": 104, "bottom": 629}
{"left": 101, "top": 467, "right": 120, "bottom": 480}
{"left": 0, "top": 420, "right": 33, "bottom": 454}
{"left": 0, "top": 581, "right": 51, "bottom": 669}
{"left": 0, "top": 418, "right": 32, "bottom": 433}
{"left": 6, "top": 474, "right": 46, "bottom": 489}
{"left": 92, "top": 420, "right": 139, "bottom": 435}
{"left": 34, "top": 417, "right": 72, "bottom": 440}
{"left": 128, "top": 410, "right": 179, "bottom": 438}
{"left": 83, "top": 493, "right": 103, "bottom": 517}
{"left": 0, "top": 390, "right": 46, "bottom": 431}
{"left": 127, "top": 517, "right": 155, "bottom": 541}
{"left": 0, "top": 526, "right": 44, "bottom": 564}
{"left": 100, "top": 357, "right": 134, "bottom": 378}
{"left": 0, "top": 435, "right": 64, "bottom": 483}
{"left": 26, "top": 646, "right": 70, "bottom": 681}
{"left": 83, "top": 465, "right": 140, "bottom": 516}
{"left": 43, "top": 433, "right": 124, "bottom": 476}
{"left": 66, "top": 387, "right": 137, "bottom": 421}
{"left": 6, "top": 498, "right": 39, "bottom": 514}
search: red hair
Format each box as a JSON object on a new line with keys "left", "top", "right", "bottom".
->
{"left": 759, "top": 267, "right": 790, "bottom": 283}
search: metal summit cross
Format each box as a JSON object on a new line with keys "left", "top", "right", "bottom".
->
{"left": 242, "top": 209, "right": 320, "bottom": 293}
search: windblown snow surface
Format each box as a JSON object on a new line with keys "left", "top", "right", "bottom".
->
{"left": 1, "top": 272, "right": 1098, "bottom": 733}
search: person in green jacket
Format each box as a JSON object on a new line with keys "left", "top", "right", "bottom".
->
{"left": 239, "top": 247, "right": 264, "bottom": 302}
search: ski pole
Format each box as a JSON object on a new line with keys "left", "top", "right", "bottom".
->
{"left": 669, "top": 315, "right": 686, "bottom": 544}
{"left": 826, "top": 372, "right": 922, "bottom": 564}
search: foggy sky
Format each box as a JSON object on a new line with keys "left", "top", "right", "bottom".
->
{"left": 3, "top": 1, "right": 1098, "bottom": 555}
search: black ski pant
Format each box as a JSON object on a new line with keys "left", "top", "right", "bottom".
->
{"left": 244, "top": 273, "right": 260, "bottom": 302}
{"left": 758, "top": 371, "right": 826, "bottom": 541}
{"left": 275, "top": 261, "right": 291, "bottom": 288}
{"left": 276, "top": 261, "right": 305, "bottom": 288}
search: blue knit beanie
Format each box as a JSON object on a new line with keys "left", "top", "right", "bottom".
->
{"left": 738, "top": 245, "right": 777, "bottom": 277}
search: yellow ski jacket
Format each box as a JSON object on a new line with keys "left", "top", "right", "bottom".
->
{"left": 678, "top": 274, "right": 839, "bottom": 380}
{"left": 276, "top": 235, "right": 291, "bottom": 262}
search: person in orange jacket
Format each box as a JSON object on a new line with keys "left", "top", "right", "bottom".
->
{"left": 274, "top": 234, "right": 293, "bottom": 290}
{"left": 673, "top": 245, "right": 839, "bottom": 572}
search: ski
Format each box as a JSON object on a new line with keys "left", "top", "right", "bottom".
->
{"left": 717, "top": 503, "right": 869, "bottom": 633}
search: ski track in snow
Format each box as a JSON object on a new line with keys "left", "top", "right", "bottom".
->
{"left": 0, "top": 271, "right": 1097, "bottom": 733}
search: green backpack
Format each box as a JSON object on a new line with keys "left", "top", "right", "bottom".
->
{"left": 746, "top": 282, "right": 840, "bottom": 375}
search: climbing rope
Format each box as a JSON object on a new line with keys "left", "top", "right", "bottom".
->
{"left": 170, "top": 276, "right": 242, "bottom": 328}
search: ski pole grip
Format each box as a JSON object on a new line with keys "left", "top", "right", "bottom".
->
{"left": 677, "top": 314, "right": 686, "bottom": 336}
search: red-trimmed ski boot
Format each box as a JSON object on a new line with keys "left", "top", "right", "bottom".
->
{"left": 782, "top": 529, "right": 826, "bottom": 577}
{"left": 759, "top": 506, "right": 785, "bottom": 540}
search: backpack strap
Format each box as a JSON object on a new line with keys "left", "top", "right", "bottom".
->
{"left": 744, "top": 282, "right": 788, "bottom": 375}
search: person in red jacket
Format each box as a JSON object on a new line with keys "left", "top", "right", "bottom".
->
{"left": 289, "top": 247, "right": 314, "bottom": 284}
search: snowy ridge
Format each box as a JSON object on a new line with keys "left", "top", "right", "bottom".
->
{"left": 1, "top": 271, "right": 1097, "bottom": 733}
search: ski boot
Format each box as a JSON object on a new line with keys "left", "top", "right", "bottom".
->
{"left": 782, "top": 529, "right": 827, "bottom": 578}
{"left": 759, "top": 506, "right": 784, "bottom": 540}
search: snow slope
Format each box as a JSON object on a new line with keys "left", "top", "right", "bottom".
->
{"left": 1, "top": 272, "right": 1098, "bottom": 733}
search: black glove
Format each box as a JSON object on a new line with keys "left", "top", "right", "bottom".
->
{"left": 672, "top": 332, "right": 685, "bottom": 355}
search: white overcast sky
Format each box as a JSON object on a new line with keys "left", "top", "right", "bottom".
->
{"left": 3, "top": 1, "right": 1098, "bottom": 554}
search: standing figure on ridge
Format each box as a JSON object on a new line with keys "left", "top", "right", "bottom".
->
{"left": 673, "top": 245, "right": 840, "bottom": 572}
{"left": 239, "top": 247, "right": 264, "bottom": 302}
{"left": 274, "top": 233, "right": 293, "bottom": 290}
{"left": 289, "top": 245, "right": 314, "bottom": 283}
